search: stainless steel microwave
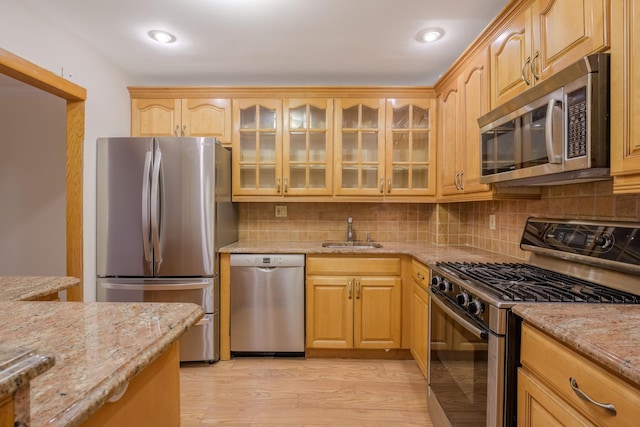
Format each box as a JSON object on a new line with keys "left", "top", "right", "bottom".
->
{"left": 478, "top": 53, "right": 609, "bottom": 186}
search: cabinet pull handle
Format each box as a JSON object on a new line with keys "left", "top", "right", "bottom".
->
{"left": 174, "top": 125, "right": 179, "bottom": 136}
{"left": 459, "top": 170, "right": 464, "bottom": 190}
{"left": 531, "top": 51, "right": 540, "bottom": 81}
{"left": 348, "top": 280, "right": 353, "bottom": 299}
{"left": 356, "top": 280, "right": 361, "bottom": 299}
{"left": 276, "top": 178, "right": 281, "bottom": 193}
{"left": 416, "top": 272, "right": 424, "bottom": 280}
{"left": 522, "top": 57, "right": 532, "bottom": 85}
{"left": 387, "top": 178, "right": 391, "bottom": 193}
{"left": 569, "top": 377, "right": 617, "bottom": 416}
{"left": 379, "top": 178, "right": 384, "bottom": 193}
{"left": 181, "top": 124, "right": 186, "bottom": 136}
{"left": 284, "top": 177, "right": 288, "bottom": 193}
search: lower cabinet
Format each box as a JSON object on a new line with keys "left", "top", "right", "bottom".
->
{"left": 0, "top": 395, "right": 13, "bottom": 427}
{"left": 306, "top": 256, "right": 401, "bottom": 349}
{"left": 518, "top": 324, "right": 640, "bottom": 426}
{"left": 410, "top": 259, "right": 429, "bottom": 378}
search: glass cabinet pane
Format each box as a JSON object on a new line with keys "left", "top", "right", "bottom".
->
{"left": 393, "top": 166, "right": 409, "bottom": 189}
{"left": 260, "top": 132, "right": 276, "bottom": 162}
{"left": 342, "top": 131, "right": 358, "bottom": 161}
{"left": 309, "top": 106, "right": 326, "bottom": 129}
{"left": 362, "top": 132, "right": 378, "bottom": 162}
{"left": 290, "top": 132, "right": 306, "bottom": 162}
{"left": 342, "top": 106, "right": 359, "bottom": 128}
{"left": 309, "top": 167, "right": 326, "bottom": 188}
{"left": 289, "top": 165, "right": 306, "bottom": 189}
{"left": 412, "top": 166, "right": 429, "bottom": 188}
{"left": 258, "top": 165, "right": 276, "bottom": 188}
{"left": 259, "top": 107, "right": 276, "bottom": 129}
{"left": 342, "top": 167, "right": 358, "bottom": 188}
{"left": 309, "top": 133, "right": 326, "bottom": 162}
{"left": 413, "top": 106, "right": 430, "bottom": 129}
{"left": 289, "top": 106, "right": 306, "bottom": 130}
{"left": 392, "top": 133, "right": 409, "bottom": 162}
{"left": 239, "top": 166, "right": 256, "bottom": 189}
{"left": 239, "top": 132, "right": 256, "bottom": 162}
{"left": 393, "top": 106, "right": 410, "bottom": 129}
{"left": 362, "top": 166, "right": 378, "bottom": 188}
{"left": 240, "top": 108, "right": 256, "bottom": 129}
{"left": 362, "top": 106, "right": 378, "bottom": 128}
{"left": 413, "top": 133, "right": 430, "bottom": 162}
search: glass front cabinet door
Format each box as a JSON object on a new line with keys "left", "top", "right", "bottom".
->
{"left": 283, "top": 99, "right": 333, "bottom": 196}
{"left": 232, "top": 99, "right": 283, "bottom": 196}
{"left": 385, "top": 99, "right": 436, "bottom": 196}
{"left": 334, "top": 99, "right": 386, "bottom": 196}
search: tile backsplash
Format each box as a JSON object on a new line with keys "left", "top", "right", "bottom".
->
{"left": 238, "top": 180, "right": 639, "bottom": 261}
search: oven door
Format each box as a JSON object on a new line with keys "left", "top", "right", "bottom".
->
{"left": 428, "top": 289, "right": 504, "bottom": 427}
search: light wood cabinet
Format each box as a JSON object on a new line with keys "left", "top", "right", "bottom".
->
{"left": 306, "top": 256, "right": 401, "bottom": 349}
{"left": 0, "top": 395, "right": 13, "bottom": 427}
{"left": 334, "top": 99, "right": 386, "bottom": 197}
{"left": 131, "top": 98, "right": 231, "bottom": 144}
{"left": 611, "top": 0, "right": 640, "bottom": 193}
{"left": 518, "top": 324, "right": 640, "bottom": 426}
{"left": 385, "top": 99, "right": 437, "bottom": 196}
{"left": 409, "top": 259, "right": 429, "bottom": 378}
{"left": 490, "top": 0, "right": 609, "bottom": 108}
{"left": 438, "top": 49, "right": 492, "bottom": 199}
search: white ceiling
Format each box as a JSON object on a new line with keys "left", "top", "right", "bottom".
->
{"left": 20, "top": 0, "right": 510, "bottom": 86}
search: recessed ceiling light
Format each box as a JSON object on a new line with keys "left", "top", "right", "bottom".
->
{"left": 416, "top": 28, "right": 444, "bottom": 43}
{"left": 148, "top": 30, "right": 176, "bottom": 44}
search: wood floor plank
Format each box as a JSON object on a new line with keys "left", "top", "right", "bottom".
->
{"left": 180, "top": 358, "right": 432, "bottom": 426}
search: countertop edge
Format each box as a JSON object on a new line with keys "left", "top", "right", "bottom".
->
{"left": 0, "top": 351, "right": 55, "bottom": 399}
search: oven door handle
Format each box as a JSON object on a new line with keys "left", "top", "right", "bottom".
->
{"left": 430, "top": 289, "right": 489, "bottom": 340}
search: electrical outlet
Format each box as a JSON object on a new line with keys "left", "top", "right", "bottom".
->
{"left": 275, "top": 205, "right": 287, "bottom": 218}
{"left": 489, "top": 214, "right": 496, "bottom": 230}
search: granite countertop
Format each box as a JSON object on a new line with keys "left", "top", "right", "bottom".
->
{"left": 219, "top": 241, "right": 519, "bottom": 266}
{"left": 0, "top": 301, "right": 204, "bottom": 427}
{"left": 513, "top": 304, "right": 640, "bottom": 387}
{"left": 0, "top": 276, "right": 80, "bottom": 301}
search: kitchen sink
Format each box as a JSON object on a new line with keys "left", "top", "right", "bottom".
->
{"left": 321, "top": 241, "right": 383, "bottom": 249}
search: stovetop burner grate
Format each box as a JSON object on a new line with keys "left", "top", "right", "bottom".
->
{"left": 437, "top": 262, "right": 640, "bottom": 303}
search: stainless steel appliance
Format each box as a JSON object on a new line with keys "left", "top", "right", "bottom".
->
{"left": 428, "top": 218, "right": 640, "bottom": 426}
{"left": 230, "top": 254, "right": 305, "bottom": 355}
{"left": 96, "top": 137, "right": 238, "bottom": 363}
{"left": 478, "top": 53, "right": 609, "bottom": 186}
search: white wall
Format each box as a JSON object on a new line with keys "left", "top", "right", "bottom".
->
{"left": 0, "top": 91, "right": 66, "bottom": 275}
{"left": 1, "top": 0, "right": 136, "bottom": 300}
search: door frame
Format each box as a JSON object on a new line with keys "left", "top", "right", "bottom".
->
{"left": 0, "top": 48, "right": 86, "bottom": 301}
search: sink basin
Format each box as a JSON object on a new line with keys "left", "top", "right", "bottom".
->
{"left": 321, "top": 241, "right": 383, "bottom": 249}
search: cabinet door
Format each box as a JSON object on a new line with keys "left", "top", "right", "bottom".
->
{"left": 283, "top": 99, "right": 333, "bottom": 196}
{"left": 490, "top": 8, "right": 533, "bottom": 108}
{"left": 438, "top": 83, "right": 462, "bottom": 196}
{"left": 232, "top": 99, "right": 283, "bottom": 196}
{"left": 181, "top": 99, "right": 231, "bottom": 144}
{"left": 385, "top": 99, "right": 436, "bottom": 196}
{"left": 460, "top": 50, "right": 492, "bottom": 195}
{"left": 131, "top": 98, "right": 180, "bottom": 136}
{"left": 410, "top": 280, "right": 429, "bottom": 378}
{"left": 334, "top": 99, "right": 385, "bottom": 196}
{"left": 611, "top": 0, "right": 640, "bottom": 193}
{"left": 531, "top": 0, "right": 608, "bottom": 81}
{"left": 354, "top": 276, "right": 401, "bottom": 349}
{"left": 306, "top": 276, "right": 354, "bottom": 348}
{"left": 518, "top": 369, "right": 595, "bottom": 427}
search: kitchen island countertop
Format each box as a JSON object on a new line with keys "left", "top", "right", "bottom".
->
{"left": 0, "top": 276, "right": 80, "bottom": 301}
{"left": 0, "top": 301, "right": 204, "bottom": 427}
{"left": 513, "top": 304, "right": 640, "bottom": 387}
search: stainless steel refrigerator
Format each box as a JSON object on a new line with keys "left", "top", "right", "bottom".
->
{"left": 96, "top": 137, "right": 237, "bottom": 362}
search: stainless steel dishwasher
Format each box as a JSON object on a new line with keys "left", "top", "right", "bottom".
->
{"left": 230, "top": 254, "right": 305, "bottom": 355}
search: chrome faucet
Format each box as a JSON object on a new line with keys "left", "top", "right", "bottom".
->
{"left": 347, "top": 217, "right": 354, "bottom": 242}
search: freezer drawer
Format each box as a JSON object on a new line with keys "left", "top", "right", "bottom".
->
{"left": 96, "top": 278, "right": 216, "bottom": 312}
{"left": 179, "top": 313, "right": 219, "bottom": 362}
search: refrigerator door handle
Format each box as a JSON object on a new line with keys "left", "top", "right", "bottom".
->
{"left": 151, "top": 149, "right": 163, "bottom": 269}
{"left": 142, "top": 150, "right": 153, "bottom": 265}
{"left": 100, "top": 281, "right": 211, "bottom": 291}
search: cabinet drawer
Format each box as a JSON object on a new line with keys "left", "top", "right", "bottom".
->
{"left": 521, "top": 324, "right": 640, "bottom": 425}
{"left": 411, "top": 259, "right": 429, "bottom": 290}
{"left": 307, "top": 256, "right": 400, "bottom": 276}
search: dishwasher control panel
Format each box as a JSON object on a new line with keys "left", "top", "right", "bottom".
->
{"left": 229, "top": 254, "right": 305, "bottom": 268}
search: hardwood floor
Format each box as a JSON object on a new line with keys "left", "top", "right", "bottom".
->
{"left": 180, "top": 357, "right": 432, "bottom": 426}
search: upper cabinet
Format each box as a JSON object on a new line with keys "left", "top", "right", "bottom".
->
{"left": 438, "top": 49, "right": 492, "bottom": 199}
{"left": 610, "top": 0, "right": 640, "bottom": 193}
{"left": 131, "top": 98, "right": 231, "bottom": 144}
{"left": 334, "top": 99, "right": 386, "bottom": 197}
{"left": 490, "top": 0, "right": 609, "bottom": 108}
{"left": 385, "top": 99, "right": 437, "bottom": 197}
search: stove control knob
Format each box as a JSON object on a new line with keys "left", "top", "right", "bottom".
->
{"left": 467, "top": 300, "right": 485, "bottom": 316}
{"left": 595, "top": 233, "right": 614, "bottom": 249}
{"left": 431, "top": 276, "right": 452, "bottom": 292}
{"left": 456, "top": 293, "right": 471, "bottom": 307}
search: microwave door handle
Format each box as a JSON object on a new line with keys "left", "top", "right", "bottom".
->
{"left": 545, "top": 98, "right": 562, "bottom": 164}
